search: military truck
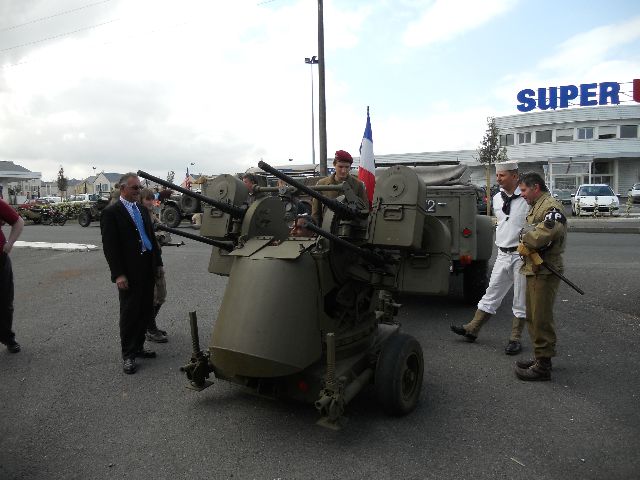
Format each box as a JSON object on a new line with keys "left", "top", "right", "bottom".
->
{"left": 376, "top": 162, "right": 493, "bottom": 305}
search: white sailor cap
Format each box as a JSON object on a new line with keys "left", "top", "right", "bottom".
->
{"left": 495, "top": 161, "right": 518, "bottom": 172}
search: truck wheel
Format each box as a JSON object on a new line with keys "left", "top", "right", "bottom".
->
{"left": 375, "top": 333, "right": 424, "bottom": 416}
{"left": 162, "top": 204, "right": 181, "bottom": 228}
{"left": 463, "top": 260, "right": 488, "bottom": 305}
{"left": 181, "top": 195, "right": 201, "bottom": 214}
{"left": 78, "top": 210, "right": 91, "bottom": 227}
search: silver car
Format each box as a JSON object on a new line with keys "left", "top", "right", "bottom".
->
{"left": 629, "top": 183, "right": 640, "bottom": 203}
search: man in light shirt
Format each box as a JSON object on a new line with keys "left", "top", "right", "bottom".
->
{"left": 451, "top": 162, "right": 529, "bottom": 355}
{"left": 101, "top": 173, "right": 164, "bottom": 374}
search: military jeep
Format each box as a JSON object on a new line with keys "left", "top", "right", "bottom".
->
{"left": 78, "top": 196, "right": 110, "bottom": 227}
{"left": 376, "top": 162, "right": 493, "bottom": 304}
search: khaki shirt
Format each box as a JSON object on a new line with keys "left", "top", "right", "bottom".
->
{"left": 520, "top": 192, "right": 567, "bottom": 275}
{"left": 311, "top": 174, "right": 368, "bottom": 225}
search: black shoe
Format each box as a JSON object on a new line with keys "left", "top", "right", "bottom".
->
{"left": 450, "top": 325, "right": 477, "bottom": 342}
{"left": 123, "top": 358, "right": 137, "bottom": 374}
{"left": 6, "top": 341, "right": 20, "bottom": 353}
{"left": 505, "top": 340, "right": 522, "bottom": 355}
{"left": 135, "top": 349, "right": 157, "bottom": 359}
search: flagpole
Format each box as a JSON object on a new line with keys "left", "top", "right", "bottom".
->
{"left": 317, "top": 0, "right": 327, "bottom": 176}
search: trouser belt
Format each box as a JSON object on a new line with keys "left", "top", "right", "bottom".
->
{"left": 499, "top": 246, "right": 518, "bottom": 253}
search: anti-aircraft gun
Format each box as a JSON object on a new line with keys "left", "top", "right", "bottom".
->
{"left": 138, "top": 163, "right": 439, "bottom": 428}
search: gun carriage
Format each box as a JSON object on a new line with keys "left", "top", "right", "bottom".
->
{"left": 138, "top": 162, "right": 472, "bottom": 427}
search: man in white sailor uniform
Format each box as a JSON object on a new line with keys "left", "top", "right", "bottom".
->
{"left": 451, "top": 161, "right": 529, "bottom": 355}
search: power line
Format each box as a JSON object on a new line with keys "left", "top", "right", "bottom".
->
{"left": 0, "top": 18, "right": 119, "bottom": 54}
{"left": 1, "top": 17, "right": 191, "bottom": 69}
{"left": 0, "top": 0, "right": 114, "bottom": 33}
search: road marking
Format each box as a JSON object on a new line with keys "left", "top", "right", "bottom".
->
{"left": 14, "top": 241, "right": 98, "bottom": 251}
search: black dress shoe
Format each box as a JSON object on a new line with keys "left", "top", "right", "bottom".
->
{"left": 6, "top": 341, "right": 20, "bottom": 353}
{"left": 123, "top": 358, "right": 137, "bottom": 374}
{"left": 505, "top": 340, "right": 522, "bottom": 355}
{"left": 450, "top": 325, "right": 477, "bottom": 342}
{"left": 135, "top": 349, "right": 156, "bottom": 358}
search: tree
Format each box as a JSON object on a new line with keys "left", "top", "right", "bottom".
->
{"left": 476, "top": 117, "right": 509, "bottom": 215}
{"left": 57, "top": 167, "right": 68, "bottom": 198}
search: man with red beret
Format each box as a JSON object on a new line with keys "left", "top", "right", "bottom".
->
{"left": 311, "top": 150, "right": 368, "bottom": 226}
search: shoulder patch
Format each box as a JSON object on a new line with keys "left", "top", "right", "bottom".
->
{"left": 544, "top": 208, "right": 566, "bottom": 228}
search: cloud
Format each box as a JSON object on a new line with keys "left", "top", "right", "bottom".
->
{"left": 493, "top": 16, "right": 640, "bottom": 110}
{"left": 402, "top": 0, "right": 518, "bottom": 48}
{"left": 539, "top": 16, "right": 640, "bottom": 72}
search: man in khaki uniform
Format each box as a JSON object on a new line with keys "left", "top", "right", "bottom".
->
{"left": 311, "top": 150, "right": 368, "bottom": 226}
{"left": 515, "top": 172, "right": 567, "bottom": 381}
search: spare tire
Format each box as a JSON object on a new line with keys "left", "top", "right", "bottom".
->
{"left": 181, "top": 195, "right": 201, "bottom": 214}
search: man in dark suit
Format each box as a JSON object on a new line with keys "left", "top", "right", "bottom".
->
{"left": 101, "top": 173, "right": 163, "bottom": 374}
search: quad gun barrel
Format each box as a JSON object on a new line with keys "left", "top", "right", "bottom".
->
{"left": 257, "top": 161, "right": 362, "bottom": 220}
{"left": 137, "top": 170, "right": 246, "bottom": 219}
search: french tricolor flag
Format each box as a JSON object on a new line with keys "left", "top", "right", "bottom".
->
{"left": 358, "top": 106, "right": 375, "bottom": 208}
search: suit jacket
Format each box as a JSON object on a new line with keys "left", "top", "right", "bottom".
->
{"left": 101, "top": 200, "right": 163, "bottom": 284}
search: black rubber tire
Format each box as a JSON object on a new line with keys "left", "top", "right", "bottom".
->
{"left": 78, "top": 210, "right": 91, "bottom": 227}
{"left": 180, "top": 195, "right": 200, "bottom": 214}
{"left": 162, "top": 204, "right": 182, "bottom": 228}
{"left": 56, "top": 215, "right": 67, "bottom": 226}
{"left": 375, "top": 333, "right": 424, "bottom": 416}
{"left": 463, "top": 260, "right": 488, "bottom": 305}
{"left": 41, "top": 214, "right": 52, "bottom": 226}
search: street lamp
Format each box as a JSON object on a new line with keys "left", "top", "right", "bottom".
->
{"left": 305, "top": 55, "right": 319, "bottom": 165}
{"left": 92, "top": 166, "right": 97, "bottom": 193}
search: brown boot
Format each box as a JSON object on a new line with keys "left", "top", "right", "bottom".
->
{"left": 463, "top": 310, "right": 492, "bottom": 338}
{"left": 515, "top": 357, "right": 552, "bottom": 381}
{"left": 516, "top": 358, "right": 553, "bottom": 370}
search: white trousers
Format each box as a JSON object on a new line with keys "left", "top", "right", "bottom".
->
{"left": 477, "top": 250, "right": 526, "bottom": 318}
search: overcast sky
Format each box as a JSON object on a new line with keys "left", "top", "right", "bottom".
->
{"left": 1, "top": 0, "right": 639, "bottom": 182}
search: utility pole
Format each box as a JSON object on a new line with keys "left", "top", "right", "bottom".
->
{"left": 317, "top": 0, "right": 327, "bottom": 175}
{"left": 304, "top": 56, "right": 318, "bottom": 165}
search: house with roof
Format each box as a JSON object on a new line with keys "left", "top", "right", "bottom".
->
{"left": 0, "top": 161, "right": 42, "bottom": 203}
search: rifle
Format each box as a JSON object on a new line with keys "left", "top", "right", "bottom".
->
{"left": 517, "top": 244, "right": 584, "bottom": 295}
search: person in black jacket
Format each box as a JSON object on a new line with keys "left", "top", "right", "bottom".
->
{"left": 101, "top": 173, "right": 163, "bottom": 374}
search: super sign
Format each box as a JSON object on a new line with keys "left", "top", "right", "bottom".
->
{"left": 516, "top": 80, "right": 640, "bottom": 112}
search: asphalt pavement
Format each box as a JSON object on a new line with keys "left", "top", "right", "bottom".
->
{"left": 1, "top": 223, "right": 639, "bottom": 480}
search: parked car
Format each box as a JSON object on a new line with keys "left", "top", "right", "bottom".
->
{"left": 475, "top": 187, "right": 488, "bottom": 215}
{"left": 552, "top": 189, "right": 573, "bottom": 205}
{"left": 67, "top": 193, "right": 101, "bottom": 204}
{"left": 18, "top": 199, "right": 52, "bottom": 210}
{"left": 40, "top": 196, "right": 63, "bottom": 203}
{"left": 571, "top": 184, "right": 619, "bottom": 216}
{"left": 628, "top": 183, "right": 640, "bottom": 203}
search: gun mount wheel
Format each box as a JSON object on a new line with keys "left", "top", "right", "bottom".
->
{"left": 56, "top": 215, "right": 67, "bottom": 226}
{"left": 375, "top": 333, "right": 424, "bottom": 416}
{"left": 41, "top": 214, "right": 52, "bottom": 226}
{"left": 162, "top": 204, "right": 181, "bottom": 228}
{"left": 462, "top": 260, "right": 488, "bottom": 305}
{"left": 78, "top": 210, "right": 91, "bottom": 227}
